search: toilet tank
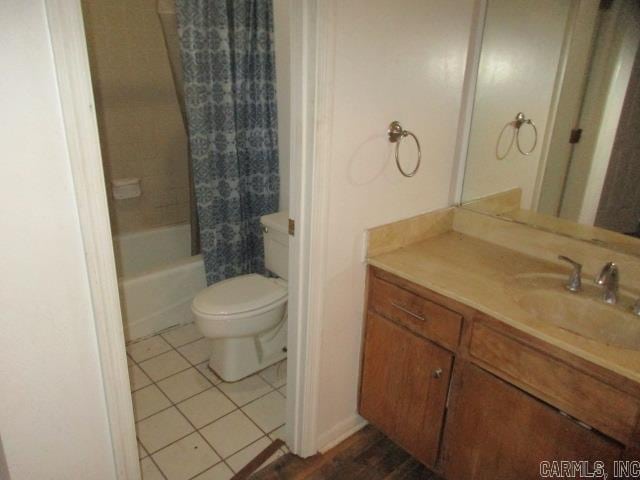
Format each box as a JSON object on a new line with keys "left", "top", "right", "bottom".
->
{"left": 261, "top": 211, "right": 289, "bottom": 280}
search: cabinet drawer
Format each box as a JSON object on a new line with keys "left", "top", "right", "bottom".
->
{"left": 469, "top": 322, "right": 640, "bottom": 444}
{"left": 370, "top": 275, "right": 462, "bottom": 350}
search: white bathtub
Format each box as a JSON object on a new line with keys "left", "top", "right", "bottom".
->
{"left": 113, "top": 223, "right": 206, "bottom": 341}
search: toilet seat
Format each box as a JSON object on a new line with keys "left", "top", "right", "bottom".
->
{"left": 192, "top": 274, "right": 287, "bottom": 317}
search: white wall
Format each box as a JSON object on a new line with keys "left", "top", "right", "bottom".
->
{"left": 274, "top": 0, "right": 290, "bottom": 211}
{"left": 0, "top": 2, "right": 117, "bottom": 479}
{"left": 462, "top": 0, "right": 571, "bottom": 208}
{"left": 313, "top": 0, "right": 476, "bottom": 448}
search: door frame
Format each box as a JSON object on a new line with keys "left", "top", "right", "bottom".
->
{"left": 44, "top": 1, "right": 139, "bottom": 478}
{"left": 46, "top": 0, "right": 326, "bottom": 476}
{"left": 286, "top": 0, "right": 335, "bottom": 457}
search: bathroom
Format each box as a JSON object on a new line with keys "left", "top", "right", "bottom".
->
{"left": 83, "top": 0, "right": 292, "bottom": 477}
{"left": 3, "top": 0, "right": 640, "bottom": 479}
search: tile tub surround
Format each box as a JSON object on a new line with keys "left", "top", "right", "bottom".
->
{"left": 126, "top": 323, "right": 288, "bottom": 479}
{"left": 367, "top": 207, "right": 640, "bottom": 384}
{"left": 82, "top": 0, "right": 190, "bottom": 234}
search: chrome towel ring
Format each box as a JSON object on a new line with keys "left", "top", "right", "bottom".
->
{"left": 514, "top": 112, "right": 537, "bottom": 155}
{"left": 388, "top": 121, "right": 421, "bottom": 177}
{"left": 496, "top": 112, "right": 538, "bottom": 159}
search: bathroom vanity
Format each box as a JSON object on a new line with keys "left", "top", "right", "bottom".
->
{"left": 359, "top": 208, "right": 640, "bottom": 479}
{"left": 360, "top": 3, "right": 640, "bottom": 474}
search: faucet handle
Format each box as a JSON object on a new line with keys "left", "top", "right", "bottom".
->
{"left": 595, "top": 262, "right": 619, "bottom": 304}
{"left": 596, "top": 262, "right": 618, "bottom": 284}
{"left": 558, "top": 255, "right": 582, "bottom": 292}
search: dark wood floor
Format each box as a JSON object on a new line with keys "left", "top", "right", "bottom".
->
{"left": 250, "top": 425, "right": 441, "bottom": 480}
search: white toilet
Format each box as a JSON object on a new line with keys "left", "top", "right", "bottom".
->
{"left": 192, "top": 211, "right": 289, "bottom": 382}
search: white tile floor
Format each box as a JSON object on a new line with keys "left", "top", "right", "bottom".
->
{"left": 127, "top": 323, "right": 288, "bottom": 480}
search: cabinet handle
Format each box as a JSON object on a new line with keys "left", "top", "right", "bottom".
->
{"left": 390, "top": 302, "right": 425, "bottom": 321}
{"left": 433, "top": 368, "right": 443, "bottom": 379}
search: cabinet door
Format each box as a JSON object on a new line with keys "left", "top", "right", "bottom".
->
{"left": 443, "top": 364, "right": 623, "bottom": 480}
{"left": 359, "top": 311, "right": 453, "bottom": 467}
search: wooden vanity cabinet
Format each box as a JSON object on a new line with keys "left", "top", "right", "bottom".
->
{"left": 359, "top": 311, "right": 453, "bottom": 467}
{"left": 442, "top": 364, "right": 622, "bottom": 480}
{"left": 360, "top": 270, "right": 462, "bottom": 467}
{"left": 360, "top": 266, "right": 639, "bottom": 479}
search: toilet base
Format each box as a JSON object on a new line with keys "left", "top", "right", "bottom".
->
{"left": 208, "top": 318, "right": 287, "bottom": 382}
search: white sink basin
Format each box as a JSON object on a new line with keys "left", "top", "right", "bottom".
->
{"left": 509, "top": 273, "right": 640, "bottom": 350}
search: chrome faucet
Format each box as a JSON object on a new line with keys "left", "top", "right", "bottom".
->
{"left": 558, "top": 255, "right": 582, "bottom": 292}
{"left": 595, "top": 262, "right": 619, "bottom": 304}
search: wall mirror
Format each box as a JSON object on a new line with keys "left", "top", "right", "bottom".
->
{"left": 460, "top": 0, "right": 640, "bottom": 256}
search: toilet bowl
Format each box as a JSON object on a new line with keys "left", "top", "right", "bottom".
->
{"left": 191, "top": 211, "right": 289, "bottom": 382}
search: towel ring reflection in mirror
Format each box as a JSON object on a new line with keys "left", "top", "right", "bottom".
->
{"left": 388, "top": 121, "right": 421, "bottom": 177}
{"left": 496, "top": 112, "right": 538, "bottom": 159}
{"left": 514, "top": 112, "right": 538, "bottom": 155}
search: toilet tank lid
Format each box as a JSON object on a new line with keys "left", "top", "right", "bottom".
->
{"left": 260, "top": 211, "right": 288, "bottom": 234}
{"left": 193, "top": 274, "right": 287, "bottom": 316}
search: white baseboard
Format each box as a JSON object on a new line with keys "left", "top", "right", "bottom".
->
{"left": 317, "top": 413, "right": 368, "bottom": 454}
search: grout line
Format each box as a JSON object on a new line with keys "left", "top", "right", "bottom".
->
{"left": 126, "top": 337, "right": 173, "bottom": 362}
{"left": 195, "top": 361, "right": 223, "bottom": 386}
{"left": 267, "top": 424, "right": 286, "bottom": 437}
{"left": 178, "top": 392, "right": 239, "bottom": 424}
{"left": 161, "top": 334, "right": 205, "bottom": 350}
{"left": 176, "top": 349, "right": 210, "bottom": 368}
{"left": 133, "top": 331, "right": 288, "bottom": 478}
{"left": 144, "top": 430, "right": 196, "bottom": 456}
{"left": 134, "top": 337, "right": 206, "bottom": 381}
{"left": 187, "top": 382, "right": 279, "bottom": 463}
{"left": 136, "top": 362, "right": 193, "bottom": 384}
{"left": 224, "top": 435, "right": 278, "bottom": 474}
{"left": 237, "top": 407, "right": 271, "bottom": 438}
{"left": 228, "top": 435, "right": 283, "bottom": 474}
{"left": 184, "top": 458, "right": 229, "bottom": 480}
{"left": 126, "top": 322, "right": 197, "bottom": 348}
{"left": 134, "top": 382, "right": 225, "bottom": 423}
{"left": 129, "top": 374, "right": 153, "bottom": 393}
{"left": 140, "top": 415, "right": 285, "bottom": 473}
{"left": 127, "top": 327, "right": 205, "bottom": 365}
{"left": 135, "top": 403, "right": 174, "bottom": 424}
{"left": 147, "top": 455, "right": 169, "bottom": 480}
{"left": 218, "top": 382, "right": 277, "bottom": 409}
{"left": 165, "top": 383, "right": 215, "bottom": 406}
{"left": 199, "top": 378, "right": 275, "bottom": 439}
{"left": 138, "top": 333, "right": 236, "bottom": 476}
{"left": 139, "top": 442, "right": 148, "bottom": 460}
{"left": 130, "top": 349, "right": 171, "bottom": 365}
{"left": 171, "top": 395, "right": 236, "bottom": 476}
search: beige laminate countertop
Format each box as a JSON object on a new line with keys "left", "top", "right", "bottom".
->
{"left": 368, "top": 231, "right": 640, "bottom": 385}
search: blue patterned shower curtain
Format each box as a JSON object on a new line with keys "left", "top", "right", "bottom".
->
{"left": 176, "top": 0, "right": 280, "bottom": 285}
